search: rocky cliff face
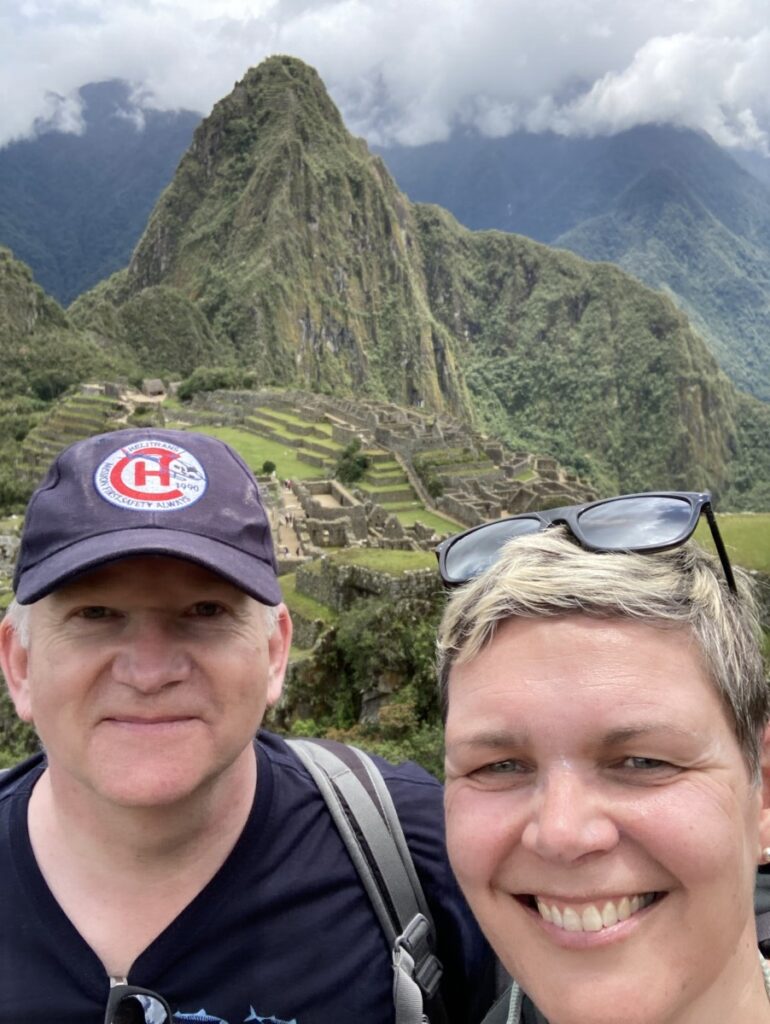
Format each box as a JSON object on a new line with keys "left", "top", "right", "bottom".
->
{"left": 109, "top": 57, "right": 467, "bottom": 414}
{"left": 68, "top": 56, "right": 767, "bottom": 501}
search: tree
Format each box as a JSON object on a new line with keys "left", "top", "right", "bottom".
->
{"left": 335, "top": 439, "right": 370, "bottom": 485}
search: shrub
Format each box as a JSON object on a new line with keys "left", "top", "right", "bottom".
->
{"left": 176, "top": 365, "right": 242, "bottom": 401}
{"left": 335, "top": 439, "right": 370, "bottom": 485}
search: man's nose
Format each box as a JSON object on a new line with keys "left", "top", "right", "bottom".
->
{"left": 520, "top": 768, "right": 620, "bottom": 862}
{"left": 111, "top": 619, "right": 192, "bottom": 692}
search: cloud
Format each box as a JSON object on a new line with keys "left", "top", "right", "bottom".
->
{"left": 1, "top": 0, "right": 769, "bottom": 151}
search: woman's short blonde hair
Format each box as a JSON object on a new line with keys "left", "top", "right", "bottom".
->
{"left": 437, "top": 528, "right": 768, "bottom": 776}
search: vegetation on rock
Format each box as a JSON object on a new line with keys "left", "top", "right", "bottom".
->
{"left": 58, "top": 57, "right": 767, "bottom": 507}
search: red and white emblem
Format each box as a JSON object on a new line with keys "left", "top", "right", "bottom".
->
{"left": 94, "top": 439, "right": 207, "bottom": 511}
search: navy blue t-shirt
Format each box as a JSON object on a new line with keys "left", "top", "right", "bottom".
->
{"left": 0, "top": 731, "right": 494, "bottom": 1023}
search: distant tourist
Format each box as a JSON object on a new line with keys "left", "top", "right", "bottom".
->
{"left": 0, "top": 428, "right": 494, "bottom": 1023}
{"left": 435, "top": 492, "right": 770, "bottom": 1024}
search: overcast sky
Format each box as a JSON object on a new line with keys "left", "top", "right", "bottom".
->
{"left": 2, "top": 0, "right": 769, "bottom": 152}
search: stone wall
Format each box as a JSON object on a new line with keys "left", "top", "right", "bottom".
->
{"left": 296, "top": 558, "right": 441, "bottom": 611}
{"left": 436, "top": 494, "right": 485, "bottom": 527}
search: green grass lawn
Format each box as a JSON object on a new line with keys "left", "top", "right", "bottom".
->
{"left": 364, "top": 465, "right": 405, "bottom": 479}
{"left": 280, "top": 572, "right": 338, "bottom": 625}
{"left": 696, "top": 513, "right": 770, "bottom": 573}
{"left": 358, "top": 481, "right": 414, "bottom": 494}
{"left": 334, "top": 547, "right": 437, "bottom": 572}
{"left": 257, "top": 408, "right": 333, "bottom": 433}
{"left": 185, "top": 426, "right": 328, "bottom": 481}
{"left": 379, "top": 503, "right": 459, "bottom": 534}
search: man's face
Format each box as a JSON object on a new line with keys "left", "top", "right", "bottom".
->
{"left": 0, "top": 556, "right": 290, "bottom": 809}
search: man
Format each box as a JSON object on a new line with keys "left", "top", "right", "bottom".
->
{"left": 0, "top": 428, "right": 493, "bottom": 1024}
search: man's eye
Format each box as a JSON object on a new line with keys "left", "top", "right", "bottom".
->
{"left": 189, "top": 602, "right": 225, "bottom": 618}
{"left": 77, "top": 606, "right": 113, "bottom": 620}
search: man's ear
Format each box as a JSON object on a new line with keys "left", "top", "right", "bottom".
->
{"left": 265, "top": 603, "right": 292, "bottom": 707}
{"left": 0, "top": 618, "right": 33, "bottom": 723}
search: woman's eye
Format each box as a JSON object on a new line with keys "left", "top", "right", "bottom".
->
{"left": 618, "top": 756, "right": 674, "bottom": 772}
{"left": 472, "top": 759, "right": 530, "bottom": 778}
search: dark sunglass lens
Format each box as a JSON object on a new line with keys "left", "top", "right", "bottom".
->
{"left": 111, "top": 994, "right": 170, "bottom": 1024}
{"left": 577, "top": 495, "right": 693, "bottom": 550}
{"left": 444, "top": 517, "right": 542, "bottom": 581}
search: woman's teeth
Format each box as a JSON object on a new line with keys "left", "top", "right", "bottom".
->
{"left": 535, "top": 893, "right": 656, "bottom": 932}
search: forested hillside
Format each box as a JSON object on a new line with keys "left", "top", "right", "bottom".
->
{"left": 66, "top": 57, "right": 768, "bottom": 506}
{"left": 0, "top": 81, "right": 198, "bottom": 305}
{"left": 378, "top": 125, "right": 770, "bottom": 402}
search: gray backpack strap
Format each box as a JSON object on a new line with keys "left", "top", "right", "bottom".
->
{"left": 479, "top": 984, "right": 546, "bottom": 1024}
{"left": 287, "top": 738, "right": 444, "bottom": 1024}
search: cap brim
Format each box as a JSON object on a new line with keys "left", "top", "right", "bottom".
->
{"left": 14, "top": 528, "right": 282, "bottom": 606}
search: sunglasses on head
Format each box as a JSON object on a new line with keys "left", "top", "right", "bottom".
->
{"left": 104, "top": 983, "right": 173, "bottom": 1024}
{"left": 435, "top": 490, "right": 736, "bottom": 594}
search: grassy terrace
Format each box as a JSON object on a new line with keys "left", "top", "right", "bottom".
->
{"left": 178, "top": 425, "right": 328, "bottom": 480}
{"left": 280, "top": 572, "right": 338, "bottom": 626}
{"left": 364, "top": 461, "right": 404, "bottom": 477}
{"left": 259, "top": 407, "right": 333, "bottom": 431}
{"left": 333, "top": 547, "right": 437, "bottom": 572}
{"left": 696, "top": 512, "right": 770, "bottom": 573}
{"left": 380, "top": 502, "right": 459, "bottom": 534}
{"left": 254, "top": 409, "right": 337, "bottom": 440}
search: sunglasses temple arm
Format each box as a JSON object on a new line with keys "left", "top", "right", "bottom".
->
{"left": 703, "top": 504, "right": 737, "bottom": 594}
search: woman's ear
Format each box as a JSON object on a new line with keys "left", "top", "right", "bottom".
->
{"left": 757, "top": 724, "right": 770, "bottom": 858}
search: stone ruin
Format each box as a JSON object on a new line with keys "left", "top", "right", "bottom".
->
{"left": 285, "top": 478, "right": 442, "bottom": 563}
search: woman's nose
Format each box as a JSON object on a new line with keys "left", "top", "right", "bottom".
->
{"left": 520, "top": 768, "right": 620, "bottom": 862}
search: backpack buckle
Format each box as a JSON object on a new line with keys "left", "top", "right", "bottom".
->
{"left": 396, "top": 914, "right": 443, "bottom": 998}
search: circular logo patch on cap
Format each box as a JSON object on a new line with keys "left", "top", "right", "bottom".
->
{"left": 94, "top": 439, "right": 208, "bottom": 511}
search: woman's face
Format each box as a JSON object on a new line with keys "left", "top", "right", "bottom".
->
{"left": 444, "top": 615, "right": 770, "bottom": 1024}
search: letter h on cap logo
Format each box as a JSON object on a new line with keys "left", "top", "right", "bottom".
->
{"left": 111, "top": 449, "right": 181, "bottom": 502}
{"left": 96, "top": 441, "right": 208, "bottom": 512}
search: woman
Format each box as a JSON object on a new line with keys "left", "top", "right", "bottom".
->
{"left": 436, "top": 491, "right": 770, "bottom": 1024}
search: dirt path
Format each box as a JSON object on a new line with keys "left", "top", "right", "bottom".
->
{"left": 274, "top": 485, "right": 304, "bottom": 557}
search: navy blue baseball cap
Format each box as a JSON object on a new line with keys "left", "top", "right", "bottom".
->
{"left": 13, "top": 428, "right": 281, "bottom": 606}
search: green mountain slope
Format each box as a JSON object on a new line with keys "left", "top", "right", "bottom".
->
{"left": 0, "top": 246, "right": 136, "bottom": 507}
{"left": 0, "top": 246, "right": 128, "bottom": 400}
{"left": 73, "top": 57, "right": 467, "bottom": 415}
{"left": 378, "top": 125, "right": 770, "bottom": 403}
{"left": 416, "top": 205, "right": 739, "bottom": 495}
{"left": 69, "top": 57, "right": 768, "bottom": 507}
{"left": 556, "top": 167, "right": 770, "bottom": 400}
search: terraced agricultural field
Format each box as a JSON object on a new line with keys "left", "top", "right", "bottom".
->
{"left": 333, "top": 547, "right": 437, "bottom": 572}
{"left": 379, "top": 502, "right": 460, "bottom": 534}
{"left": 183, "top": 425, "right": 328, "bottom": 481}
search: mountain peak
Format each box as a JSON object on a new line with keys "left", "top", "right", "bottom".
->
{"left": 198, "top": 54, "right": 348, "bottom": 163}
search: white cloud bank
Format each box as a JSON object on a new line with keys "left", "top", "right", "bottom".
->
{"left": 1, "top": 0, "right": 769, "bottom": 151}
